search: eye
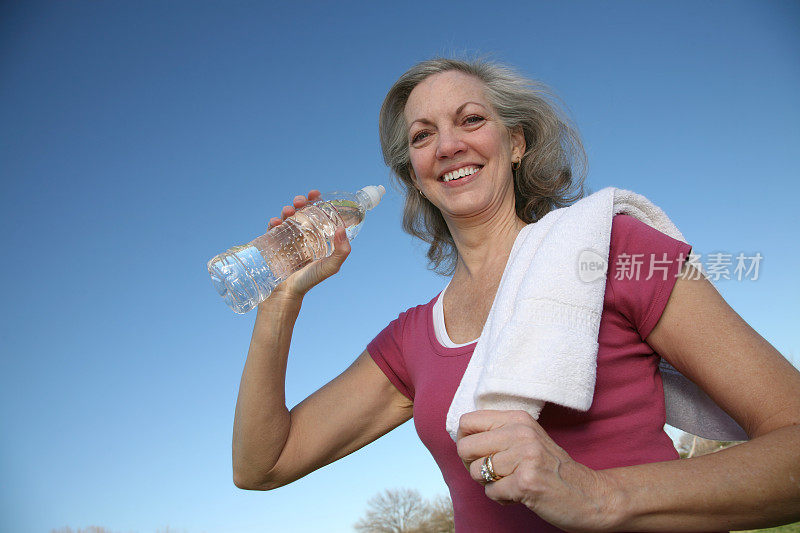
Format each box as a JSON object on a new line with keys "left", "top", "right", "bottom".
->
{"left": 463, "top": 115, "right": 485, "bottom": 125}
{"left": 411, "top": 130, "right": 430, "bottom": 144}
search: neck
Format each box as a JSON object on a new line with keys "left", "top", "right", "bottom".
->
{"left": 447, "top": 203, "right": 527, "bottom": 282}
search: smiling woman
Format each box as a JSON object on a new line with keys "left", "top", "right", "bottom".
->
{"left": 231, "top": 58, "right": 800, "bottom": 532}
{"left": 403, "top": 72, "right": 526, "bottom": 240}
{"left": 379, "top": 59, "right": 587, "bottom": 275}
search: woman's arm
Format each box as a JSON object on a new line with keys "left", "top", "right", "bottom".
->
{"left": 602, "top": 264, "right": 800, "bottom": 530}
{"left": 232, "top": 192, "right": 413, "bottom": 490}
{"left": 233, "top": 300, "right": 413, "bottom": 490}
{"left": 456, "top": 264, "right": 800, "bottom": 531}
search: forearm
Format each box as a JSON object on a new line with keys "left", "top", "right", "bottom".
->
{"left": 605, "top": 424, "right": 800, "bottom": 531}
{"left": 232, "top": 293, "right": 303, "bottom": 488}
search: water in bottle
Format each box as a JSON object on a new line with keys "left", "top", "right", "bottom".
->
{"left": 207, "top": 185, "right": 385, "bottom": 313}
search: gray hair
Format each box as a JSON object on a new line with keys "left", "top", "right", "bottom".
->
{"left": 379, "top": 57, "right": 587, "bottom": 275}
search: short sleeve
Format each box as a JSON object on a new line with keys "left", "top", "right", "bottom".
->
{"left": 607, "top": 214, "right": 693, "bottom": 340}
{"left": 367, "top": 312, "right": 414, "bottom": 401}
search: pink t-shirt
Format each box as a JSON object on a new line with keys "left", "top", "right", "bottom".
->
{"left": 367, "top": 214, "right": 692, "bottom": 531}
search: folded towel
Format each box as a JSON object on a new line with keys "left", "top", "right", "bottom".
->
{"left": 445, "top": 187, "right": 747, "bottom": 442}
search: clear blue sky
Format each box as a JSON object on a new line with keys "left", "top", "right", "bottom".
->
{"left": 1, "top": 1, "right": 798, "bottom": 532}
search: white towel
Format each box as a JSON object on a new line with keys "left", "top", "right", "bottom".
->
{"left": 445, "top": 187, "right": 747, "bottom": 442}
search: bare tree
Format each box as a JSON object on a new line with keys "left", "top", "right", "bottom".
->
{"left": 418, "top": 495, "right": 455, "bottom": 533}
{"left": 354, "top": 488, "right": 454, "bottom": 533}
{"left": 354, "top": 488, "right": 428, "bottom": 533}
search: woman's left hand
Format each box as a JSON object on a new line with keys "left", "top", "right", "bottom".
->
{"left": 456, "top": 410, "right": 621, "bottom": 533}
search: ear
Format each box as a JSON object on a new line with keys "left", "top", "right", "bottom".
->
{"left": 408, "top": 165, "right": 420, "bottom": 189}
{"left": 510, "top": 125, "right": 526, "bottom": 162}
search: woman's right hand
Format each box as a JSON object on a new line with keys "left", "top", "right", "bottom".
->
{"left": 235, "top": 189, "right": 409, "bottom": 492}
{"left": 264, "top": 190, "right": 351, "bottom": 302}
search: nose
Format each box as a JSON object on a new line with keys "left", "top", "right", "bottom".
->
{"left": 435, "top": 126, "right": 467, "bottom": 160}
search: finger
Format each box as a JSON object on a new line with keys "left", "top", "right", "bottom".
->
{"left": 331, "top": 226, "right": 351, "bottom": 259}
{"left": 483, "top": 474, "right": 522, "bottom": 506}
{"left": 268, "top": 217, "right": 282, "bottom": 228}
{"left": 469, "top": 448, "right": 514, "bottom": 485}
{"left": 292, "top": 195, "right": 308, "bottom": 209}
{"left": 307, "top": 189, "right": 322, "bottom": 201}
{"left": 457, "top": 424, "right": 518, "bottom": 465}
{"left": 480, "top": 449, "right": 530, "bottom": 505}
{"left": 457, "top": 409, "right": 533, "bottom": 441}
{"left": 304, "top": 227, "right": 350, "bottom": 285}
{"left": 281, "top": 205, "right": 295, "bottom": 220}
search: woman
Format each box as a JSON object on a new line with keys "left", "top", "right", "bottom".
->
{"left": 232, "top": 58, "right": 800, "bottom": 531}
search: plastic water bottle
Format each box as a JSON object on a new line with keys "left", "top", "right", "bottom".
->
{"left": 207, "top": 185, "right": 386, "bottom": 313}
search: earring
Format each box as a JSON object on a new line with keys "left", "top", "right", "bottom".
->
{"left": 418, "top": 188, "right": 427, "bottom": 200}
{"left": 512, "top": 160, "right": 520, "bottom": 171}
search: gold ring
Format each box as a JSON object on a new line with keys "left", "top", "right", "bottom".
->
{"left": 480, "top": 453, "right": 502, "bottom": 483}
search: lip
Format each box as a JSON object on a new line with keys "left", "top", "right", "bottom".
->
{"left": 440, "top": 166, "right": 482, "bottom": 187}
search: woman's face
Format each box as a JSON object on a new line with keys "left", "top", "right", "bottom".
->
{"left": 404, "top": 70, "right": 525, "bottom": 223}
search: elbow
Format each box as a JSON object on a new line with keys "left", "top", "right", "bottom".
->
{"left": 232, "top": 472, "right": 263, "bottom": 491}
{"left": 232, "top": 467, "right": 283, "bottom": 491}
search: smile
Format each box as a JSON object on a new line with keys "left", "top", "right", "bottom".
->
{"left": 440, "top": 165, "right": 482, "bottom": 182}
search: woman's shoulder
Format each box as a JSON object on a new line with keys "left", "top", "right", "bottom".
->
{"left": 607, "top": 213, "right": 693, "bottom": 339}
{"left": 401, "top": 292, "right": 441, "bottom": 320}
{"left": 611, "top": 212, "right": 655, "bottom": 235}
{"left": 610, "top": 213, "right": 689, "bottom": 252}
{"left": 375, "top": 292, "right": 441, "bottom": 336}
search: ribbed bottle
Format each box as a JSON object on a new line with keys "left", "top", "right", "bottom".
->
{"left": 207, "top": 185, "right": 385, "bottom": 313}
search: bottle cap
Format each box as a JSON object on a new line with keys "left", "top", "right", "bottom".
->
{"left": 358, "top": 185, "right": 386, "bottom": 210}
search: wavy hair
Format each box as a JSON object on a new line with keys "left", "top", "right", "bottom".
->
{"left": 379, "top": 57, "right": 587, "bottom": 275}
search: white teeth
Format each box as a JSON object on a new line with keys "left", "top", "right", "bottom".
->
{"left": 442, "top": 166, "right": 480, "bottom": 182}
